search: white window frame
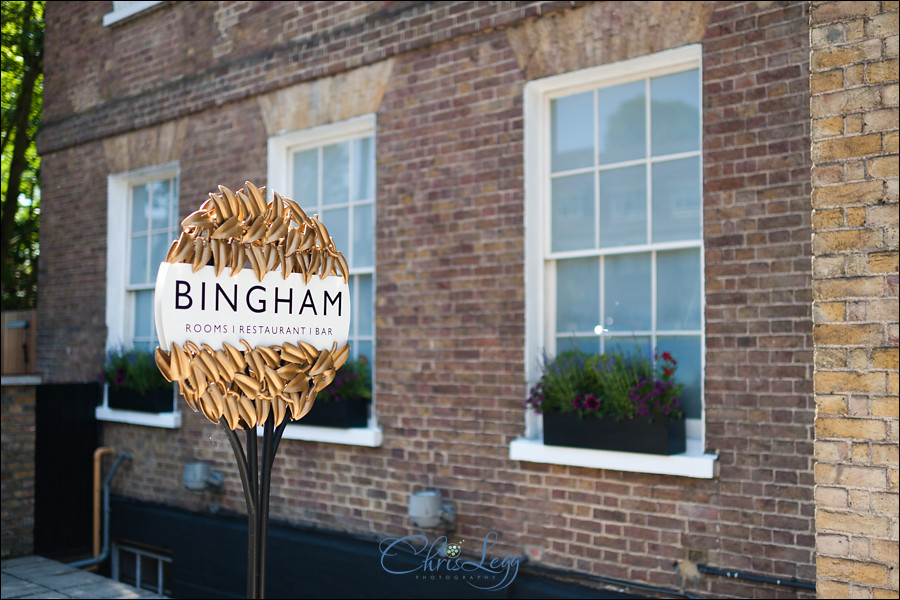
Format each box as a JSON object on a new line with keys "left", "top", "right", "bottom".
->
{"left": 268, "top": 114, "right": 382, "bottom": 447}
{"left": 111, "top": 540, "right": 172, "bottom": 596}
{"left": 100, "top": 162, "right": 181, "bottom": 429}
{"left": 103, "top": 1, "right": 164, "bottom": 27}
{"left": 513, "top": 45, "right": 717, "bottom": 478}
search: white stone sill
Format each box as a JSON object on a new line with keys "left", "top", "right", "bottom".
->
{"left": 509, "top": 436, "right": 718, "bottom": 479}
{"left": 96, "top": 406, "right": 183, "bottom": 428}
{"left": 1, "top": 375, "right": 42, "bottom": 386}
{"left": 103, "top": 1, "right": 164, "bottom": 26}
{"left": 280, "top": 423, "right": 383, "bottom": 447}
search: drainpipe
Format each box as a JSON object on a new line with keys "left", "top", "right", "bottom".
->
{"left": 697, "top": 563, "right": 816, "bottom": 591}
{"left": 69, "top": 450, "right": 131, "bottom": 569}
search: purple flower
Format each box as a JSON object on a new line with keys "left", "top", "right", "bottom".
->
{"left": 584, "top": 395, "right": 600, "bottom": 411}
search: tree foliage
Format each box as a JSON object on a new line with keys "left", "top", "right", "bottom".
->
{"left": 1, "top": 0, "right": 43, "bottom": 309}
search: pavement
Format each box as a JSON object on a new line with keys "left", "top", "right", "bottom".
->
{"left": 1, "top": 555, "right": 166, "bottom": 599}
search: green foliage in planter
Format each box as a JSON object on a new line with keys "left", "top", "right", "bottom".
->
{"left": 315, "top": 356, "right": 371, "bottom": 404}
{"left": 103, "top": 348, "right": 171, "bottom": 395}
{"left": 526, "top": 348, "right": 683, "bottom": 422}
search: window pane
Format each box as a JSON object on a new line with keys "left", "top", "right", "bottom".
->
{"left": 652, "top": 156, "right": 701, "bottom": 242}
{"left": 150, "top": 179, "right": 170, "bottom": 230}
{"left": 604, "top": 335, "right": 651, "bottom": 361}
{"left": 322, "top": 142, "right": 350, "bottom": 205}
{"left": 130, "top": 234, "right": 148, "bottom": 285}
{"left": 651, "top": 69, "right": 700, "bottom": 156}
{"left": 354, "top": 340, "right": 372, "bottom": 363}
{"left": 352, "top": 202, "right": 374, "bottom": 268}
{"left": 151, "top": 234, "right": 171, "bottom": 276}
{"left": 355, "top": 274, "right": 372, "bottom": 336}
{"left": 292, "top": 148, "right": 318, "bottom": 207}
{"left": 657, "top": 335, "right": 701, "bottom": 419}
{"left": 134, "top": 290, "right": 154, "bottom": 340}
{"left": 598, "top": 80, "right": 645, "bottom": 165}
{"left": 353, "top": 137, "right": 374, "bottom": 202}
{"left": 320, "top": 207, "right": 348, "bottom": 253}
{"left": 556, "top": 258, "right": 599, "bottom": 334}
{"left": 551, "top": 91, "right": 593, "bottom": 172}
{"left": 119, "top": 550, "right": 137, "bottom": 587}
{"left": 604, "top": 252, "right": 651, "bottom": 332}
{"left": 657, "top": 248, "right": 702, "bottom": 331}
{"left": 599, "top": 165, "right": 646, "bottom": 247}
{"left": 551, "top": 173, "right": 594, "bottom": 252}
{"left": 556, "top": 335, "right": 600, "bottom": 356}
{"left": 131, "top": 184, "right": 149, "bottom": 233}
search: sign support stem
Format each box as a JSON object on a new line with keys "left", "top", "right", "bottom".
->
{"left": 222, "top": 415, "right": 287, "bottom": 599}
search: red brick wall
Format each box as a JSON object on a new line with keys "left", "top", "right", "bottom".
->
{"left": 37, "top": 2, "right": 815, "bottom": 597}
{"left": 1, "top": 385, "right": 36, "bottom": 558}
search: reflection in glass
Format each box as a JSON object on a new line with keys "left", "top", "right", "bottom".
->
{"left": 353, "top": 137, "right": 374, "bottom": 201}
{"left": 551, "top": 91, "right": 593, "bottom": 172}
{"left": 292, "top": 148, "right": 318, "bottom": 206}
{"left": 150, "top": 234, "right": 171, "bottom": 275}
{"left": 657, "top": 335, "right": 701, "bottom": 419}
{"left": 652, "top": 156, "right": 701, "bottom": 242}
{"left": 651, "top": 69, "right": 700, "bottom": 156}
{"left": 657, "top": 248, "right": 702, "bottom": 330}
{"left": 353, "top": 203, "right": 374, "bottom": 268}
{"left": 131, "top": 184, "right": 149, "bottom": 233}
{"left": 556, "top": 258, "right": 599, "bottom": 334}
{"left": 557, "top": 335, "right": 600, "bottom": 356}
{"left": 150, "top": 180, "right": 170, "bottom": 230}
{"left": 130, "top": 234, "right": 148, "bottom": 285}
{"left": 134, "top": 290, "right": 153, "bottom": 340}
{"left": 356, "top": 274, "right": 373, "bottom": 336}
{"left": 605, "top": 335, "right": 651, "bottom": 361}
{"left": 320, "top": 206, "right": 348, "bottom": 251}
{"left": 322, "top": 142, "right": 349, "bottom": 205}
{"left": 604, "top": 253, "right": 651, "bottom": 332}
{"left": 598, "top": 81, "right": 645, "bottom": 164}
{"left": 551, "top": 173, "right": 594, "bottom": 252}
{"left": 599, "top": 165, "right": 646, "bottom": 247}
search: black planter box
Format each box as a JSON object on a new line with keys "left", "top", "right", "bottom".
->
{"left": 107, "top": 386, "right": 173, "bottom": 413}
{"left": 298, "top": 396, "right": 369, "bottom": 428}
{"left": 543, "top": 412, "right": 686, "bottom": 455}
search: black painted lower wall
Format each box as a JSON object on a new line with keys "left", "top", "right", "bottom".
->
{"left": 108, "top": 497, "right": 634, "bottom": 599}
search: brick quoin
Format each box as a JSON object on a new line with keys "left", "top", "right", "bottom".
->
{"left": 34, "top": 2, "right": 828, "bottom": 597}
{"left": 810, "top": 1, "right": 899, "bottom": 598}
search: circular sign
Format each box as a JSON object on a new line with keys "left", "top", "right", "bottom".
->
{"left": 153, "top": 181, "right": 351, "bottom": 430}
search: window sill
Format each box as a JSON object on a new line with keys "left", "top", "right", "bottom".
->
{"left": 96, "top": 406, "right": 182, "bottom": 429}
{"left": 1, "top": 375, "right": 42, "bottom": 386}
{"left": 281, "top": 423, "right": 383, "bottom": 447}
{"left": 509, "top": 436, "right": 717, "bottom": 479}
{"left": 103, "top": 1, "right": 164, "bottom": 26}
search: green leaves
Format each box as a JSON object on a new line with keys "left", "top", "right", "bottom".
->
{"left": 1, "top": 1, "right": 43, "bottom": 309}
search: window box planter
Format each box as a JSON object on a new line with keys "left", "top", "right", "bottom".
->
{"left": 543, "top": 412, "right": 686, "bottom": 455}
{"left": 298, "top": 397, "right": 369, "bottom": 428}
{"left": 107, "top": 386, "right": 173, "bottom": 413}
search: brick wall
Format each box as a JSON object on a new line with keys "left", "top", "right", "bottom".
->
{"left": 1, "top": 384, "right": 36, "bottom": 558}
{"left": 38, "top": 2, "right": 818, "bottom": 597}
{"left": 810, "top": 1, "right": 899, "bottom": 598}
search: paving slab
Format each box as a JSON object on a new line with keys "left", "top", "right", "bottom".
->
{"left": 1, "top": 556, "right": 165, "bottom": 599}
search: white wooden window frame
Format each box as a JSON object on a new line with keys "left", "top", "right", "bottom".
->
{"left": 268, "top": 114, "right": 382, "bottom": 447}
{"left": 103, "top": 1, "right": 164, "bottom": 27}
{"left": 513, "top": 45, "right": 717, "bottom": 478}
{"left": 100, "top": 162, "right": 181, "bottom": 429}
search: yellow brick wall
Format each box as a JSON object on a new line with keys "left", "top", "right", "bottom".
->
{"left": 810, "top": 1, "right": 899, "bottom": 597}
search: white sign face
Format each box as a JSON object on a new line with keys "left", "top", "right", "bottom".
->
{"left": 155, "top": 263, "right": 350, "bottom": 351}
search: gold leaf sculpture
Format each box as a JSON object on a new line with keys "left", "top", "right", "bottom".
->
{"left": 154, "top": 181, "right": 351, "bottom": 430}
